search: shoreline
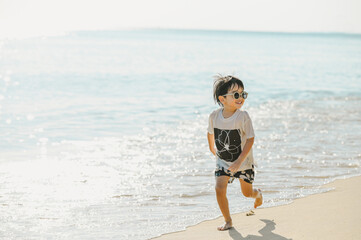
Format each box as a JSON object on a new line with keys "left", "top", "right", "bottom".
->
{"left": 152, "top": 175, "right": 361, "bottom": 240}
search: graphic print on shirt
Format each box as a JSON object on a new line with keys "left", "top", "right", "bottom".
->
{"left": 214, "top": 128, "right": 242, "bottom": 162}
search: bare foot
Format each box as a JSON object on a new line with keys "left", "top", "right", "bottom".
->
{"left": 217, "top": 221, "right": 233, "bottom": 231}
{"left": 254, "top": 189, "right": 263, "bottom": 208}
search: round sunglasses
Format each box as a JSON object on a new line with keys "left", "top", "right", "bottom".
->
{"left": 223, "top": 91, "right": 248, "bottom": 100}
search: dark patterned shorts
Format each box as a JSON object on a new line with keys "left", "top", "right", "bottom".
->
{"left": 215, "top": 166, "right": 255, "bottom": 184}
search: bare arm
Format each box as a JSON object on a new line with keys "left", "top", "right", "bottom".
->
{"left": 228, "top": 137, "right": 254, "bottom": 173}
{"left": 207, "top": 133, "right": 216, "bottom": 156}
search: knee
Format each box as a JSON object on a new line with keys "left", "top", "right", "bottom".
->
{"left": 215, "top": 185, "right": 227, "bottom": 196}
{"left": 242, "top": 189, "right": 253, "bottom": 198}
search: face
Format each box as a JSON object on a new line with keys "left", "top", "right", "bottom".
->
{"left": 219, "top": 85, "right": 245, "bottom": 110}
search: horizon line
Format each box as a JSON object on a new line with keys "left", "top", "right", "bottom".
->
{"left": 1, "top": 27, "right": 361, "bottom": 40}
{"left": 95, "top": 27, "right": 361, "bottom": 36}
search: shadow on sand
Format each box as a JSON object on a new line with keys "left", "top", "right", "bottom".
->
{"left": 228, "top": 219, "right": 292, "bottom": 240}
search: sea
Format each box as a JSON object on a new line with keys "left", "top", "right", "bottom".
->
{"left": 0, "top": 29, "right": 360, "bottom": 239}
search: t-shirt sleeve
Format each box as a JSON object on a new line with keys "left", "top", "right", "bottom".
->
{"left": 207, "top": 112, "right": 214, "bottom": 134}
{"left": 244, "top": 112, "right": 255, "bottom": 139}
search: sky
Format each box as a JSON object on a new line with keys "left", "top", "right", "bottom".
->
{"left": 0, "top": 0, "right": 361, "bottom": 38}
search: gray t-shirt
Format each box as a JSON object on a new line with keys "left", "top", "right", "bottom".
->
{"left": 208, "top": 108, "right": 256, "bottom": 171}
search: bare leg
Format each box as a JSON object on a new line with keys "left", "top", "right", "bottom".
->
{"left": 215, "top": 176, "right": 233, "bottom": 230}
{"left": 239, "top": 179, "right": 263, "bottom": 208}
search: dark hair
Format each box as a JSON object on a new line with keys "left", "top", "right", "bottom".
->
{"left": 213, "top": 75, "right": 244, "bottom": 106}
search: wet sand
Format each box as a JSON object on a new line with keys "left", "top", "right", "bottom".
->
{"left": 153, "top": 176, "right": 361, "bottom": 240}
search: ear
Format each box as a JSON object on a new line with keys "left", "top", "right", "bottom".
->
{"left": 218, "top": 95, "right": 225, "bottom": 105}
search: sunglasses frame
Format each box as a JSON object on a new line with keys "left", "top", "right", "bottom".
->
{"left": 223, "top": 91, "right": 248, "bottom": 100}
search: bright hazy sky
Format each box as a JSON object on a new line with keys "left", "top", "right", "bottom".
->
{"left": 0, "top": 0, "right": 360, "bottom": 38}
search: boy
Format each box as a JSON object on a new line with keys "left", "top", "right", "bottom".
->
{"left": 207, "top": 75, "right": 262, "bottom": 231}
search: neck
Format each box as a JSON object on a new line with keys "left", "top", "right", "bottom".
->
{"left": 222, "top": 106, "right": 237, "bottom": 118}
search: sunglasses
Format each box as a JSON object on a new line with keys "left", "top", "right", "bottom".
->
{"left": 223, "top": 91, "right": 248, "bottom": 100}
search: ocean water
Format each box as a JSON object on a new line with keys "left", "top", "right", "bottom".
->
{"left": 0, "top": 29, "right": 360, "bottom": 239}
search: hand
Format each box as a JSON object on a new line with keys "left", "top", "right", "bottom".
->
{"left": 228, "top": 161, "right": 241, "bottom": 174}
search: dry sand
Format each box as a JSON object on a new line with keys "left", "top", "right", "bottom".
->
{"left": 153, "top": 176, "right": 361, "bottom": 240}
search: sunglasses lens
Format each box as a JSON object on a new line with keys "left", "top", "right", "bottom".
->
{"left": 233, "top": 92, "right": 240, "bottom": 99}
{"left": 242, "top": 92, "right": 248, "bottom": 99}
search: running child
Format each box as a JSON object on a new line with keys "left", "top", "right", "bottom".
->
{"left": 207, "top": 75, "right": 263, "bottom": 231}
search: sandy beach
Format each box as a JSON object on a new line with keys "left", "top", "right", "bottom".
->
{"left": 153, "top": 176, "right": 361, "bottom": 240}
